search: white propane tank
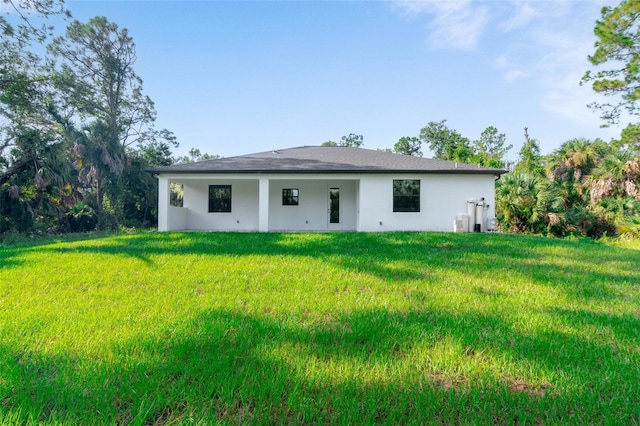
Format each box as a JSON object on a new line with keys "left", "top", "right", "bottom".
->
{"left": 475, "top": 199, "right": 485, "bottom": 232}
{"left": 467, "top": 200, "right": 476, "bottom": 231}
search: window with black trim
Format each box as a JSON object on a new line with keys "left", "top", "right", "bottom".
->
{"left": 393, "top": 179, "right": 420, "bottom": 212}
{"left": 282, "top": 188, "right": 299, "bottom": 206}
{"left": 209, "top": 185, "right": 231, "bottom": 212}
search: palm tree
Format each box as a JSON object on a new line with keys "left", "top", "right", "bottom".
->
{"left": 495, "top": 172, "right": 565, "bottom": 235}
{"left": 545, "top": 138, "right": 610, "bottom": 207}
{"left": 74, "top": 121, "right": 126, "bottom": 216}
{"left": 546, "top": 138, "right": 608, "bottom": 180}
{"left": 623, "top": 158, "right": 640, "bottom": 199}
{"left": 588, "top": 150, "right": 635, "bottom": 203}
{"left": 0, "top": 129, "right": 72, "bottom": 232}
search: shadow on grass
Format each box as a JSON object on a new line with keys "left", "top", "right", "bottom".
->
{"left": 3, "top": 233, "right": 639, "bottom": 422}
{"left": 0, "top": 250, "right": 25, "bottom": 269}
{"left": 546, "top": 307, "right": 640, "bottom": 344}
{"left": 0, "top": 232, "right": 146, "bottom": 269}
{"left": 6, "top": 231, "right": 638, "bottom": 303}
{"left": 2, "top": 306, "right": 639, "bottom": 424}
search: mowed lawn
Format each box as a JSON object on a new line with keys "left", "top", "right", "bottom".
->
{"left": 0, "top": 232, "right": 639, "bottom": 424}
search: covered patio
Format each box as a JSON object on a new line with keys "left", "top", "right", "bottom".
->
{"left": 157, "top": 174, "right": 360, "bottom": 232}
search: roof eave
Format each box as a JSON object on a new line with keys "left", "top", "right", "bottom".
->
{"left": 148, "top": 168, "right": 507, "bottom": 175}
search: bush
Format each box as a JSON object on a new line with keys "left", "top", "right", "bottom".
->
{"left": 61, "top": 203, "right": 99, "bottom": 232}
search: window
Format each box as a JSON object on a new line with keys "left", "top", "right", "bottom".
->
{"left": 282, "top": 188, "right": 299, "bottom": 206}
{"left": 393, "top": 179, "right": 420, "bottom": 212}
{"left": 209, "top": 185, "right": 231, "bottom": 212}
{"left": 329, "top": 188, "right": 340, "bottom": 223}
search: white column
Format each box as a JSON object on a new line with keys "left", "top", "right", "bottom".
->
{"left": 258, "top": 177, "right": 269, "bottom": 232}
{"left": 157, "top": 176, "right": 170, "bottom": 231}
{"left": 355, "top": 179, "right": 361, "bottom": 232}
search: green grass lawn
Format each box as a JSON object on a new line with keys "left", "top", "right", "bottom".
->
{"left": 1, "top": 232, "right": 639, "bottom": 424}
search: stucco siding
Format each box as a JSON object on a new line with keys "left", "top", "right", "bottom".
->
{"left": 167, "top": 205, "right": 188, "bottom": 230}
{"left": 358, "top": 174, "right": 496, "bottom": 232}
{"left": 157, "top": 172, "right": 497, "bottom": 233}
{"left": 183, "top": 179, "right": 259, "bottom": 231}
{"left": 268, "top": 179, "right": 357, "bottom": 231}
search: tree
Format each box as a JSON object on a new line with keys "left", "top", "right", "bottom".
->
{"left": 1, "top": 7, "right": 181, "bottom": 235}
{"left": 393, "top": 136, "right": 422, "bottom": 156}
{"left": 320, "top": 135, "right": 363, "bottom": 148}
{"left": 545, "top": 138, "right": 609, "bottom": 208}
{"left": 419, "top": 120, "right": 472, "bottom": 163}
{"left": 513, "top": 127, "right": 544, "bottom": 175}
{"left": 0, "top": 129, "right": 72, "bottom": 233}
{"left": 339, "top": 133, "right": 364, "bottom": 147}
{"left": 121, "top": 139, "right": 176, "bottom": 228}
{"left": 589, "top": 149, "right": 638, "bottom": 203}
{"left": 616, "top": 123, "right": 640, "bottom": 152}
{"left": 1, "top": 0, "right": 73, "bottom": 234}
{"left": 495, "top": 172, "right": 565, "bottom": 235}
{"left": 1, "top": 0, "right": 69, "bottom": 89}
{"left": 581, "top": 0, "right": 640, "bottom": 124}
{"left": 1, "top": 0, "right": 69, "bottom": 188}
{"left": 546, "top": 138, "right": 608, "bottom": 183}
{"left": 472, "top": 126, "right": 512, "bottom": 168}
{"left": 175, "top": 148, "right": 219, "bottom": 164}
{"left": 48, "top": 16, "right": 176, "bottom": 222}
{"left": 49, "top": 17, "right": 159, "bottom": 149}
{"left": 579, "top": 0, "right": 640, "bottom": 237}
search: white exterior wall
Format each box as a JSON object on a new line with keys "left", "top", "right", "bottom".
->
{"left": 183, "top": 179, "right": 259, "bottom": 231}
{"left": 157, "top": 172, "right": 497, "bottom": 232}
{"left": 268, "top": 179, "right": 357, "bottom": 231}
{"left": 167, "top": 206, "right": 188, "bottom": 230}
{"left": 358, "top": 174, "right": 497, "bottom": 232}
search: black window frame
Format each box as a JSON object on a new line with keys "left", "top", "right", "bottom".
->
{"left": 208, "top": 185, "right": 232, "bottom": 213}
{"left": 393, "top": 179, "right": 420, "bottom": 212}
{"left": 282, "top": 188, "right": 299, "bottom": 206}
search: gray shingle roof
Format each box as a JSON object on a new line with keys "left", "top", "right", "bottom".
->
{"left": 148, "top": 146, "right": 507, "bottom": 175}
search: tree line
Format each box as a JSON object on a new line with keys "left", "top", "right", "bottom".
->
{"left": 1, "top": 1, "right": 183, "bottom": 234}
{"left": 499, "top": 0, "right": 640, "bottom": 239}
{"left": 1, "top": 0, "right": 639, "bottom": 240}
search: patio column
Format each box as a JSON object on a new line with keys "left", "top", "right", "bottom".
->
{"left": 258, "top": 177, "right": 269, "bottom": 232}
{"left": 157, "top": 176, "right": 170, "bottom": 231}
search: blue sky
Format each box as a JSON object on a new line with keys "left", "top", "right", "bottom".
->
{"left": 62, "top": 0, "right": 620, "bottom": 159}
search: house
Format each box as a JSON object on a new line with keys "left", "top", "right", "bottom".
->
{"left": 148, "top": 146, "right": 506, "bottom": 232}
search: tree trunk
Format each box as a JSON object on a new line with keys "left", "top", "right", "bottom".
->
{"left": 0, "top": 159, "right": 29, "bottom": 186}
{"left": 95, "top": 169, "right": 102, "bottom": 213}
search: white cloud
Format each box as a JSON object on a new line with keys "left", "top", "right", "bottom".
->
{"left": 389, "top": 0, "right": 489, "bottom": 50}
{"left": 388, "top": 0, "right": 434, "bottom": 17}
{"left": 389, "top": 0, "right": 623, "bottom": 138}
{"left": 500, "top": 2, "right": 540, "bottom": 31}
{"left": 536, "top": 31, "right": 603, "bottom": 125}
{"left": 426, "top": 1, "right": 488, "bottom": 50}
{"left": 505, "top": 69, "right": 526, "bottom": 82}
{"left": 490, "top": 1, "right": 620, "bottom": 129}
{"left": 495, "top": 53, "right": 527, "bottom": 82}
{"left": 525, "top": 7, "right": 621, "bottom": 140}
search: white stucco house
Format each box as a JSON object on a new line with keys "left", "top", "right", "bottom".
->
{"left": 149, "top": 146, "right": 506, "bottom": 233}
